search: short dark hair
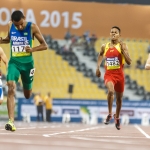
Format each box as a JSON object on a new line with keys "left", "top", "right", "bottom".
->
{"left": 11, "top": 10, "right": 25, "bottom": 22}
{"left": 111, "top": 26, "right": 121, "bottom": 33}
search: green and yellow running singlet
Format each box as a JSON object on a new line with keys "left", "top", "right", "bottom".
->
{"left": 10, "top": 22, "right": 33, "bottom": 63}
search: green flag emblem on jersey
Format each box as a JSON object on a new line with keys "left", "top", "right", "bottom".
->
{"left": 24, "top": 32, "right": 28, "bottom": 35}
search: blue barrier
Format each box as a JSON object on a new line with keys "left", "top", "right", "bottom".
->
{"left": 17, "top": 98, "right": 150, "bottom": 124}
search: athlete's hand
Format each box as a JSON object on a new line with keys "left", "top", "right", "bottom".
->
{"left": 96, "top": 68, "right": 101, "bottom": 77}
{"left": 25, "top": 46, "right": 32, "bottom": 53}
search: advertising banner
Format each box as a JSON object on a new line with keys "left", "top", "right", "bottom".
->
{"left": 17, "top": 98, "right": 150, "bottom": 123}
{"left": 0, "top": 0, "right": 150, "bottom": 39}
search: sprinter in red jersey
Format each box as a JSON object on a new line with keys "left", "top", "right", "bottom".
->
{"left": 96, "top": 26, "right": 132, "bottom": 130}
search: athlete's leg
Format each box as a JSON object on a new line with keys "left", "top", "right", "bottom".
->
{"left": 103, "top": 81, "right": 115, "bottom": 124}
{"left": 113, "top": 75, "right": 124, "bottom": 130}
{"left": 115, "top": 92, "right": 123, "bottom": 118}
{"left": 113, "top": 92, "right": 123, "bottom": 130}
{"left": 6, "top": 60, "right": 19, "bottom": 131}
{"left": 21, "top": 61, "right": 35, "bottom": 99}
{"left": 114, "top": 75, "right": 124, "bottom": 118}
{"left": 23, "top": 89, "right": 32, "bottom": 99}
{"left": 106, "top": 81, "right": 115, "bottom": 115}
{"left": 7, "top": 81, "right": 16, "bottom": 122}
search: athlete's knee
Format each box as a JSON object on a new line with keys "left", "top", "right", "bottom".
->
{"left": 108, "top": 89, "right": 114, "bottom": 96}
{"left": 106, "top": 81, "right": 114, "bottom": 96}
{"left": 24, "top": 90, "right": 32, "bottom": 99}
{"left": 24, "top": 94, "right": 31, "bottom": 99}
{"left": 116, "top": 98, "right": 122, "bottom": 103}
{"left": 116, "top": 94, "right": 123, "bottom": 102}
{"left": 116, "top": 98, "right": 122, "bottom": 106}
{"left": 7, "top": 82, "right": 16, "bottom": 95}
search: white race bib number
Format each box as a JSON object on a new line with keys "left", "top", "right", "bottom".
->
{"left": 106, "top": 57, "right": 120, "bottom": 70}
{"left": 12, "top": 45, "right": 26, "bottom": 52}
{"left": 12, "top": 45, "right": 31, "bottom": 57}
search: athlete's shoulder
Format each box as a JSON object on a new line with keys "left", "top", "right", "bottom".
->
{"left": 102, "top": 42, "right": 110, "bottom": 49}
{"left": 99, "top": 43, "right": 107, "bottom": 54}
{"left": 31, "top": 23, "right": 40, "bottom": 33}
{"left": 101, "top": 43, "right": 107, "bottom": 48}
{"left": 8, "top": 21, "right": 12, "bottom": 25}
{"left": 119, "top": 41, "right": 128, "bottom": 50}
{"left": 119, "top": 40, "right": 127, "bottom": 46}
{"left": 31, "top": 23, "right": 38, "bottom": 29}
{"left": 7, "top": 21, "right": 13, "bottom": 29}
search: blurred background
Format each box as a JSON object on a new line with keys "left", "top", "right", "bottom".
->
{"left": 0, "top": 0, "right": 150, "bottom": 125}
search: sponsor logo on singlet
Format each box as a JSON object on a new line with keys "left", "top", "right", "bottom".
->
{"left": 11, "top": 36, "right": 30, "bottom": 57}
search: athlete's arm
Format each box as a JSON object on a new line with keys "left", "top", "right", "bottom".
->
{"left": 0, "top": 22, "right": 11, "bottom": 44}
{"left": 96, "top": 44, "right": 105, "bottom": 77}
{"left": 120, "top": 41, "right": 132, "bottom": 65}
{"left": 25, "top": 24, "right": 48, "bottom": 53}
{"left": 145, "top": 53, "right": 150, "bottom": 70}
{"left": 0, "top": 47, "right": 8, "bottom": 68}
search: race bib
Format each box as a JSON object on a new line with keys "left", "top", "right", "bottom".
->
{"left": 106, "top": 57, "right": 120, "bottom": 70}
{"left": 12, "top": 45, "right": 31, "bottom": 57}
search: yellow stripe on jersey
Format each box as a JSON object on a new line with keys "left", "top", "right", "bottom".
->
{"left": 104, "top": 42, "right": 110, "bottom": 56}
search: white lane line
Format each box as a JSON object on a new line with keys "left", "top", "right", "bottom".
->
{"left": 134, "top": 124, "right": 150, "bottom": 139}
{"left": 39, "top": 126, "right": 48, "bottom": 128}
{"left": 0, "top": 127, "right": 36, "bottom": 130}
{"left": 0, "top": 126, "right": 51, "bottom": 130}
{"left": 43, "top": 126, "right": 100, "bottom": 137}
{"left": 71, "top": 137, "right": 134, "bottom": 144}
{"left": 0, "top": 133, "right": 38, "bottom": 136}
{"left": 68, "top": 131, "right": 75, "bottom": 133}
{"left": 72, "top": 135, "right": 146, "bottom": 139}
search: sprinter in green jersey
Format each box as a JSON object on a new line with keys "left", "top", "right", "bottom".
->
{"left": 0, "top": 10, "right": 48, "bottom": 131}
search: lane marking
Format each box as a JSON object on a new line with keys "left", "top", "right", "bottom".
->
{"left": 0, "top": 127, "right": 36, "bottom": 130}
{"left": 0, "top": 124, "right": 81, "bottom": 130}
{"left": 71, "top": 135, "right": 146, "bottom": 139}
{"left": 71, "top": 137, "right": 142, "bottom": 144}
{"left": 134, "top": 124, "right": 150, "bottom": 139}
{"left": 0, "top": 133, "right": 38, "bottom": 136}
{"left": 0, "top": 126, "right": 54, "bottom": 131}
{"left": 43, "top": 126, "right": 100, "bottom": 137}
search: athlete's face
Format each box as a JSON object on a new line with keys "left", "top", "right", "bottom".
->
{"left": 13, "top": 18, "right": 26, "bottom": 30}
{"left": 110, "top": 28, "right": 120, "bottom": 40}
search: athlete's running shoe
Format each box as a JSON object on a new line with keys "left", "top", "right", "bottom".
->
{"left": 104, "top": 114, "right": 112, "bottom": 125}
{"left": 5, "top": 119, "right": 16, "bottom": 132}
{"left": 113, "top": 114, "right": 121, "bottom": 130}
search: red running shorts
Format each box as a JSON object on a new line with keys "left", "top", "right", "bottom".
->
{"left": 104, "top": 73, "right": 125, "bottom": 93}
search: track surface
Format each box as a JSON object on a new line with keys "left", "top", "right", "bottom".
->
{"left": 0, "top": 122, "right": 150, "bottom": 150}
